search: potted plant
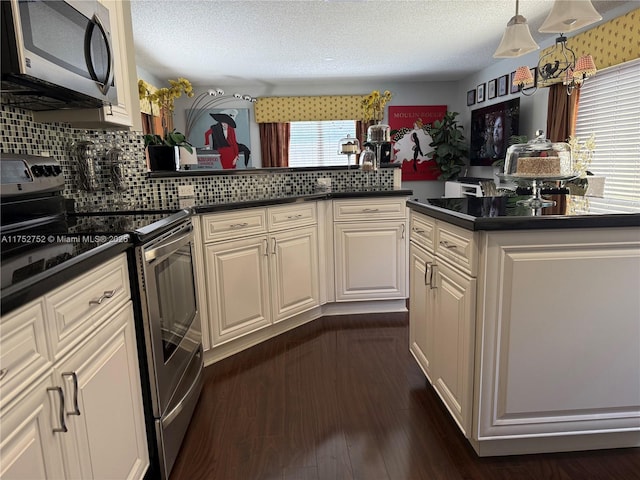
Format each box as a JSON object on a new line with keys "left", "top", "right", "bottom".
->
{"left": 138, "top": 77, "right": 195, "bottom": 171}
{"left": 427, "top": 111, "right": 468, "bottom": 181}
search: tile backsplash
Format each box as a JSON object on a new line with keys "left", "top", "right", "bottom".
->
{"left": 0, "top": 105, "right": 395, "bottom": 211}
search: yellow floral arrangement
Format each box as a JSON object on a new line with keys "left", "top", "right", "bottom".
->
{"left": 138, "top": 77, "right": 195, "bottom": 152}
{"left": 568, "top": 133, "right": 596, "bottom": 178}
{"left": 361, "top": 89, "right": 392, "bottom": 122}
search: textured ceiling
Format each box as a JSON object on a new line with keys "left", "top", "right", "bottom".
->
{"left": 130, "top": 0, "right": 634, "bottom": 87}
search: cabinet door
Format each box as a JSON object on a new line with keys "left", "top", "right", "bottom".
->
{"left": 334, "top": 221, "right": 406, "bottom": 301}
{"left": 270, "top": 226, "right": 320, "bottom": 323}
{"left": 408, "top": 244, "right": 435, "bottom": 381}
{"left": 431, "top": 260, "right": 476, "bottom": 438}
{"left": 0, "top": 374, "right": 67, "bottom": 479}
{"left": 205, "top": 236, "right": 271, "bottom": 345}
{"left": 55, "top": 302, "right": 148, "bottom": 480}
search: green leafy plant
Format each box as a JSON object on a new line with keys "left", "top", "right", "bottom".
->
{"left": 143, "top": 130, "right": 193, "bottom": 154}
{"left": 139, "top": 77, "right": 195, "bottom": 154}
{"left": 428, "top": 111, "right": 469, "bottom": 181}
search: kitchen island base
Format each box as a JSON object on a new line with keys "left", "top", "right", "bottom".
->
{"left": 408, "top": 201, "right": 640, "bottom": 457}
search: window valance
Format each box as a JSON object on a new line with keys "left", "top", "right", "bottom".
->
{"left": 254, "top": 95, "right": 365, "bottom": 123}
{"left": 538, "top": 8, "right": 639, "bottom": 87}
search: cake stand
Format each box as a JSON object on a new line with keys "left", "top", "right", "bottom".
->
{"left": 497, "top": 173, "right": 579, "bottom": 208}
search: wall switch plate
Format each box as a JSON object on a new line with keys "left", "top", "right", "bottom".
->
{"left": 178, "top": 185, "right": 195, "bottom": 197}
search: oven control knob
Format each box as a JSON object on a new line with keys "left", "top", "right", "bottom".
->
{"left": 31, "top": 165, "right": 44, "bottom": 177}
{"left": 52, "top": 165, "right": 63, "bottom": 176}
{"left": 43, "top": 165, "right": 54, "bottom": 176}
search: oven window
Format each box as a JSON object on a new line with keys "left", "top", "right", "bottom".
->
{"left": 154, "top": 242, "right": 197, "bottom": 362}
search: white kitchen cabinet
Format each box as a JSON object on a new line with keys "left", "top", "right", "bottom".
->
{"left": 409, "top": 211, "right": 477, "bottom": 437}
{"left": 409, "top": 208, "right": 640, "bottom": 455}
{"left": 430, "top": 257, "right": 476, "bottom": 436}
{"left": 201, "top": 204, "right": 320, "bottom": 347}
{"left": 0, "top": 254, "right": 149, "bottom": 479}
{"left": 33, "top": 0, "right": 141, "bottom": 130}
{"left": 204, "top": 235, "right": 271, "bottom": 345}
{"left": 0, "top": 373, "right": 67, "bottom": 479}
{"left": 473, "top": 227, "right": 640, "bottom": 455}
{"left": 269, "top": 225, "right": 319, "bottom": 323}
{"left": 333, "top": 197, "right": 408, "bottom": 301}
{"left": 55, "top": 302, "right": 148, "bottom": 480}
{"left": 408, "top": 243, "right": 435, "bottom": 382}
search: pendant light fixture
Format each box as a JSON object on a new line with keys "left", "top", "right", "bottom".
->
{"left": 538, "top": 0, "right": 602, "bottom": 34}
{"left": 493, "top": 0, "right": 539, "bottom": 58}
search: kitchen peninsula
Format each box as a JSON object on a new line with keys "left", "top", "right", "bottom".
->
{"left": 407, "top": 194, "right": 640, "bottom": 456}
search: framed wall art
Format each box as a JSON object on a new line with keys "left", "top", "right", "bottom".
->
{"left": 388, "top": 105, "right": 447, "bottom": 181}
{"left": 498, "top": 75, "right": 509, "bottom": 96}
{"left": 467, "top": 89, "right": 476, "bottom": 106}
{"left": 488, "top": 79, "right": 497, "bottom": 99}
{"left": 477, "top": 83, "right": 486, "bottom": 103}
{"left": 510, "top": 71, "right": 519, "bottom": 94}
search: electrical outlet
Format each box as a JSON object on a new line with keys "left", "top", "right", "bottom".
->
{"left": 178, "top": 185, "right": 195, "bottom": 197}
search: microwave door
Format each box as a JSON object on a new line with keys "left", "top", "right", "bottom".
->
{"left": 85, "top": 7, "right": 113, "bottom": 96}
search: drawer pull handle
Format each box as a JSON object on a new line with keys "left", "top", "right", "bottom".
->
{"left": 62, "top": 372, "right": 81, "bottom": 415}
{"left": 412, "top": 227, "right": 426, "bottom": 235}
{"left": 0, "top": 368, "right": 7, "bottom": 381}
{"left": 47, "top": 387, "right": 68, "bottom": 433}
{"left": 229, "top": 222, "right": 249, "bottom": 229}
{"left": 263, "top": 238, "right": 269, "bottom": 256}
{"left": 89, "top": 288, "right": 118, "bottom": 306}
{"left": 285, "top": 214, "right": 303, "bottom": 220}
{"left": 362, "top": 208, "right": 379, "bottom": 213}
{"left": 401, "top": 224, "right": 406, "bottom": 239}
{"left": 440, "top": 241, "right": 459, "bottom": 250}
{"left": 424, "top": 262, "right": 432, "bottom": 286}
{"left": 429, "top": 264, "right": 438, "bottom": 290}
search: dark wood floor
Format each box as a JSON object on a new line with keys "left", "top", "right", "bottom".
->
{"left": 170, "top": 313, "right": 640, "bottom": 480}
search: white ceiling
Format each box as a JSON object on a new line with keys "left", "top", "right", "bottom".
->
{"left": 130, "top": 0, "right": 634, "bottom": 87}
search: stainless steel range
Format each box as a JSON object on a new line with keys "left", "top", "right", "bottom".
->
{"left": 0, "top": 154, "right": 203, "bottom": 480}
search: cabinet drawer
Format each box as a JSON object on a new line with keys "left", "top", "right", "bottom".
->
{"left": 410, "top": 213, "right": 436, "bottom": 252}
{"left": 333, "top": 197, "right": 407, "bottom": 221}
{"left": 45, "top": 254, "right": 130, "bottom": 361}
{"left": 201, "top": 208, "right": 267, "bottom": 242}
{"left": 436, "top": 222, "right": 477, "bottom": 276}
{"left": 267, "top": 203, "right": 317, "bottom": 232}
{"left": 0, "top": 299, "right": 51, "bottom": 407}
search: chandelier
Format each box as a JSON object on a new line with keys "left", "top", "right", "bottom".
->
{"left": 497, "top": 0, "right": 602, "bottom": 95}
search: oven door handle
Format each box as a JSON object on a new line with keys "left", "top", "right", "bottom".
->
{"left": 144, "top": 229, "right": 193, "bottom": 263}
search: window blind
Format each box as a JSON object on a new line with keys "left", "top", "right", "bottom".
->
{"left": 574, "top": 58, "right": 640, "bottom": 202}
{"left": 289, "top": 120, "right": 356, "bottom": 167}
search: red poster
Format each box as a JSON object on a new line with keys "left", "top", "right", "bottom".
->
{"left": 388, "top": 105, "right": 447, "bottom": 181}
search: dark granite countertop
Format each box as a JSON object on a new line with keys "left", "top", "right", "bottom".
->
{"left": 408, "top": 195, "right": 640, "bottom": 231}
{"left": 192, "top": 188, "right": 412, "bottom": 214}
{"left": 2, "top": 189, "right": 412, "bottom": 315}
{"left": 1, "top": 238, "right": 130, "bottom": 315}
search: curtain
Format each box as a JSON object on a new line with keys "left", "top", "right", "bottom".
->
{"left": 259, "top": 123, "right": 290, "bottom": 167}
{"left": 546, "top": 83, "right": 581, "bottom": 142}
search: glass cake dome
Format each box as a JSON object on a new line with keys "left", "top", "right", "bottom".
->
{"left": 503, "top": 130, "right": 574, "bottom": 178}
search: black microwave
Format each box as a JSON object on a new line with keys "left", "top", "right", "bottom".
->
{"left": 1, "top": 0, "right": 118, "bottom": 111}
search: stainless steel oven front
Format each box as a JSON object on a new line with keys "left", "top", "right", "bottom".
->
{"left": 135, "top": 217, "right": 203, "bottom": 479}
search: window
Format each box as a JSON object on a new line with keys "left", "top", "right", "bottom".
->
{"left": 289, "top": 120, "right": 356, "bottom": 167}
{"left": 574, "top": 58, "right": 640, "bottom": 202}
